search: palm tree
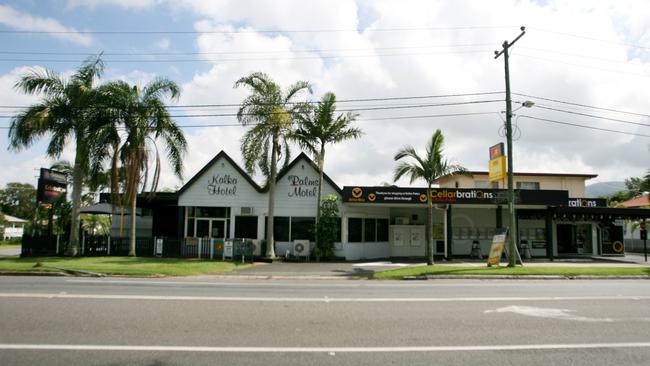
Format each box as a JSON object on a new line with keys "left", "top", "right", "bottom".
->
{"left": 95, "top": 78, "right": 186, "bottom": 256}
{"left": 8, "top": 55, "right": 105, "bottom": 256}
{"left": 235, "top": 72, "right": 312, "bottom": 258}
{"left": 292, "top": 92, "right": 362, "bottom": 248}
{"left": 393, "top": 130, "right": 469, "bottom": 265}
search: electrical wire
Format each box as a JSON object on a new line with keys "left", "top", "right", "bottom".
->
{"left": 517, "top": 115, "right": 650, "bottom": 138}
{"left": 513, "top": 93, "right": 650, "bottom": 118}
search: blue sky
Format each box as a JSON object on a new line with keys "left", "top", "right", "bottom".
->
{"left": 1, "top": 0, "right": 649, "bottom": 193}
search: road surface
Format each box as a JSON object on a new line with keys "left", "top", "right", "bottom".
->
{"left": 1, "top": 276, "right": 649, "bottom": 365}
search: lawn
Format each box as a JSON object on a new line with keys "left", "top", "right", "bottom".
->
{"left": 372, "top": 265, "right": 650, "bottom": 280}
{"left": 0, "top": 244, "right": 21, "bottom": 249}
{"left": 0, "top": 256, "right": 251, "bottom": 276}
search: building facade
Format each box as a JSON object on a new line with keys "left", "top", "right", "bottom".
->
{"left": 148, "top": 150, "right": 649, "bottom": 260}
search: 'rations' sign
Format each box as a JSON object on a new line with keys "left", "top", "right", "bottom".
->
{"left": 207, "top": 174, "right": 238, "bottom": 196}
{"left": 287, "top": 175, "right": 319, "bottom": 198}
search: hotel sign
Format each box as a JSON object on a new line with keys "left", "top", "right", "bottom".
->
{"left": 342, "top": 187, "right": 568, "bottom": 205}
{"left": 37, "top": 168, "right": 68, "bottom": 205}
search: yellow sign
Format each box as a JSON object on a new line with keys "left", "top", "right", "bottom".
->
{"left": 487, "top": 232, "right": 507, "bottom": 266}
{"left": 489, "top": 156, "right": 506, "bottom": 182}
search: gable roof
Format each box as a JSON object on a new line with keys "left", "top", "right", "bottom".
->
{"left": 619, "top": 194, "right": 650, "bottom": 208}
{"left": 274, "top": 152, "right": 343, "bottom": 195}
{"left": 178, "top": 150, "right": 263, "bottom": 195}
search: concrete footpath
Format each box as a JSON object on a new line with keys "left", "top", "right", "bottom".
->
{"left": 215, "top": 254, "right": 650, "bottom": 280}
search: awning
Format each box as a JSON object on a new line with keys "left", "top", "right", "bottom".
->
{"left": 79, "top": 203, "right": 138, "bottom": 215}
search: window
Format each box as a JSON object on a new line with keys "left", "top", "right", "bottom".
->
{"left": 235, "top": 216, "right": 258, "bottom": 239}
{"left": 377, "top": 219, "right": 389, "bottom": 242}
{"left": 348, "top": 218, "right": 363, "bottom": 242}
{"left": 516, "top": 181, "right": 540, "bottom": 190}
{"left": 364, "top": 218, "right": 376, "bottom": 242}
{"left": 291, "top": 217, "right": 315, "bottom": 241}
{"left": 273, "top": 217, "right": 290, "bottom": 242}
{"left": 474, "top": 180, "right": 490, "bottom": 188}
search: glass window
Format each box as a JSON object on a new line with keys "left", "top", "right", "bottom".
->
{"left": 516, "top": 181, "right": 540, "bottom": 190}
{"left": 291, "top": 217, "right": 315, "bottom": 241}
{"left": 474, "top": 180, "right": 490, "bottom": 188}
{"left": 348, "top": 218, "right": 363, "bottom": 243}
{"left": 266, "top": 216, "right": 290, "bottom": 242}
{"left": 194, "top": 207, "right": 229, "bottom": 218}
{"left": 235, "top": 216, "right": 258, "bottom": 239}
{"left": 364, "top": 218, "right": 376, "bottom": 242}
{"left": 186, "top": 218, "right": 195, "bottom": 237}
{"left": 377, "top": 219, "right": 389, "bottom": 242}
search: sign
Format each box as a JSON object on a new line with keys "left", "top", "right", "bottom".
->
{"left": 567, "top": 198, "right": 607, "bottom": 208}
{"left": 489, "top": 156, "right": 506, "bottom": 182}
{"left": 287, "top": 175, "right": 318, "bottom": 198}
{"left": 342, "top": 186, "right": 568, "bottom": 206}
{"left": 487, "top": 228, "right": 508, "bottom": 266}
{"left": 489, "top": 143, "right": 505, "bottom": 159}
{"left": 36, "top": 168, "right": 68, "bottom": 205}
{"left": 207, "top": 174, "right": 237, "bottom": 196}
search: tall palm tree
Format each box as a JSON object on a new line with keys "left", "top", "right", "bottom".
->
{"left": 292, "top": 92, "right": 362, "bottom": 247}
{"left": 393, "top": 130, "right": 469, "bottom": 265}
{"left": 235, "top": 72, "right": 312, "bottom": 258}
{"left": 95, "top": 78, "right": 186, "bottom": 256}
{"left": 8, "top": 55, "right": 105, "bottom": 255}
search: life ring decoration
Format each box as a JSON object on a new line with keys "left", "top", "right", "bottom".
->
{"left": 612, "top": 241, "right": 624, "bottom": 253}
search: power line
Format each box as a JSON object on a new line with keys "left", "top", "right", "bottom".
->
{"left": 0, "top": 43, "right": 494, "bottom": 57}
{"left": 0, "top": 25, "right": 515, "bottom": 35}
{"left": 0, "top": 99, "right": 503, "bottom": 119}
{"left": 531, "top": 27, "right": 650, "bottom": 51}
{"left": 0, "top": 49, "right": 494, "bottom": 64}
{"left": 518, "top": 115, "right": 650, "bottom": 138}
{"left": 0, "top": 91, "right": 505, "bottom": 110}
{"left": 533, "top": 105, "right": 650, "bottom": 128}
{"left": 513, "top": 93, "right": 650, "bottom": 118}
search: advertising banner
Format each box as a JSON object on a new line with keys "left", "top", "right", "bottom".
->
{"left": 489, "top": 156, "right": 506, "bottom": 182}
{"left": 487, "top": 228, "right": 508, "bottom": 266}
{"left": 342, "top": 186, "right": 568, "bottom": 206}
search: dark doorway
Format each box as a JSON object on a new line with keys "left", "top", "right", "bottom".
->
{"left": 557, "top": 224, "right": 576, "bottom": 254}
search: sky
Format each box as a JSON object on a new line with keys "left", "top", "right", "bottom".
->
{"left": 1, "top": 0, "right": 649, "bottom": 194}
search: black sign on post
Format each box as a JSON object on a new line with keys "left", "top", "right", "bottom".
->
{"left": 37, "top": 168, "right": 68, "bottom": 206}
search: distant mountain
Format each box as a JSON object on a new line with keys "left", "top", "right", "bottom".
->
{"left": 586, "top": 181, "right": 626, "bottom": 198}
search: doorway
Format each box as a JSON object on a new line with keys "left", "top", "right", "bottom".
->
{"left": 196, "top": 219, "right": 227, "bottom": 240}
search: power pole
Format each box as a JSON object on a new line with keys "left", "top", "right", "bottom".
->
{"left": 494, "top": 26, "right": 526, "bottom": 267}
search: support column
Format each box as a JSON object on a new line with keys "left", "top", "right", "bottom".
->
{"left": 446, "top": 205, "right": 453, "bottom": 259}
{"left": 545, "top": 209, "right": 554, "bottom": 259}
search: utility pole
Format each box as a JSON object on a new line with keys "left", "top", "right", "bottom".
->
{"left": 494, "top": 26, "right": 526, "bottom": 267}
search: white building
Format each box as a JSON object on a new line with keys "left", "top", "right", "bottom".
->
{"left": 165, "top": 151, "right": 650, "bottom": 260}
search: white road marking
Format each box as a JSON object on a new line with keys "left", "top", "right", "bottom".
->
{"left": 1, "top": 342, "right": 650, "bottom": 353}
{"left": 485, "top": 306, "right": 614, "bottom": 322}
{"left": 0, "top": 292, "right": 649, "bottom": 302}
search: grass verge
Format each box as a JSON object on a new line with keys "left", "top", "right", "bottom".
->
{"left": 0, "top": 256, "right": 251, "bottom": 276}
{"left": 0, "top": 244, "right": 21, "bottom": 249}
{"left": 372, "top": 265, "right": 650, "bottom": 280}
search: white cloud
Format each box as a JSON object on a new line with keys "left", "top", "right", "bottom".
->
{"left": 0, "top": 4, "right": 92, "bottom": 46}
{"left": 66, "top": 0, "right": 161, "bottom": 10}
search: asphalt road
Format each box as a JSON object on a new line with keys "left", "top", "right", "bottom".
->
{"left": 1, "top": 276, "right": 650, "bottom": 365}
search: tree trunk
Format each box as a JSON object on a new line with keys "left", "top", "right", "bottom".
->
{"left": 265, "top": 132, "right": 279, "bottom": 259}
{"left": 128, "top": 192, "right": 136, "bottom": 256}
{"left": 66, "top": 144, "right": 84, "bottom": 256}
{"left": 427, "top": 184, "right": 434, "bottom": 265}
{"left": 315, "top": 146, "right": 325, "bottom": 249}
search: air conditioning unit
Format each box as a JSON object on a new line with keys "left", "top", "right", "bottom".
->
{"left": 240, "top": 207, "right": 254, "bottom": 215}
{"left": 293, "top": 240, "right": 311, "bottom": 257}
{"left": 395, "top": 217, "right": 410, "bottom": 225}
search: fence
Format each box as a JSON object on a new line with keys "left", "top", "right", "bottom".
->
{"left": 625, "top": 239, "right": 649, "bottom": 254}
{"left": 180, "top": 237, "right": 256, "bottom": 262}
{"left": 21, "top": 235, "right": 181, "bottom": 258}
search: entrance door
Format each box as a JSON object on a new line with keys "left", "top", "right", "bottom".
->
{"left": 409, "top": 226, "right": 425, "bottom": 257}
{"left": 211, "top": 219, "right": 226, "bottom": 240}
{"left": 557, "top": 224, "right": 576, "bottom": 254}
